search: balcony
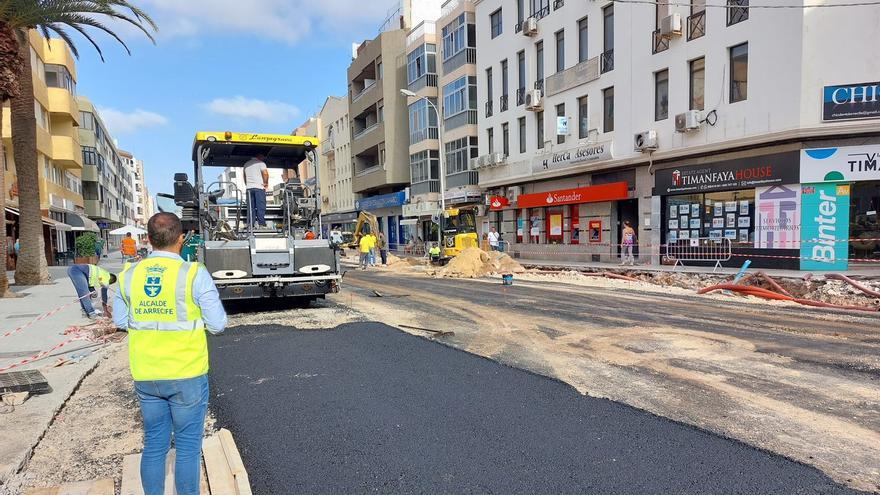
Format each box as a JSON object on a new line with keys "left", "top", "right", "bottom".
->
{"left": 355, "top": 165, "right": 381, "bottom": 178}
{"left": 441, "top": 0, "right": 474, "bottom": 18}
{"left": 410, "top": 126, "right": 439, "bottom": 145}
{"left": 600, "top": 49, "right": 614, "bottom": 73}
{"left": 534, "top": 79, "right": 544, "bottom": 93}
{"left": 499, "top": 94, "right": 509, "bottom": 112}
{"left": 485, "top": 100, "right": 493, "bottom": 118}
{"left": 534, "top": 5, "right": 550, "bottom": 20}
{"left": 442, "top": 47, "right": 476, "bottom": 74}
{"left": 444, "top": 109, "right": 478, "bottom": 131}
{"left": 406, "top": 21, "right": 435, "bottom": 46}
{"left": 47, "top": 87, "right": 80, "bottom": 124}
{"left": 688, "top": 10, "right": 706, "bottom": 40}
{"left": 353, "top": 122, "right": 380, "bottom": 141}
{"left": 51, "top": 135, "right": 83, "bottom": 169}
{"left": 727, "top": 0, "right": 748, "bottom": 26}
{"left": 446, "top": 170, "right": 479, "bottom": 188}
{"left": 352, "top": 80, "right": 377, "bottom": 104}
{"left": 516, "top": 87, "right": 526, "bottom": 106}
{"left": 408, "top": 73, "right": 438, "bottom": 93}
{"left": 553, "top": 0, "right": 564, "bottom": 10}
{"left": 411, "top": 179, "right": 440, "bottom": 195}
{"left": 652, "top": 29, "right": 670, "bottom": 54}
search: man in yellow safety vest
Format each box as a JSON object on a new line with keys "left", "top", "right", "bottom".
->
{"left": 113, "top": 212, "right": 227, "bottom": 495}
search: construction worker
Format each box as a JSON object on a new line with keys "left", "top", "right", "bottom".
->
{"left": 429, "top": 243, "right": 441, "bottom": 262}
{"left": 121, "top": 232, "right": 138, "bottom": 260}
{"left": 358, "top": 231, "right": 373, "bottom": 270}
{"left": 113, "top": 212, "right": 227, "bottom": 495}
{"left": 67, "top": 263, "right": 116, "bottom": 319}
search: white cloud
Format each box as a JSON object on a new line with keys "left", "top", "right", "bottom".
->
{"left": 204, "top": 96, "right": 301, "bottom": 123}
{"left": 98, "top": 108, "right": 168, "bottom": 134}
{"left": 138, "top": 0, "right": 389, "bottom": 44}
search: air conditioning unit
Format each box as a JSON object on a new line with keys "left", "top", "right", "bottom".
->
{"left": 675, "top": 110, "right": 702, "bottom": 132}
{"left": 491, "top": 153, "right": 506, "bottom": 166}
{"left": 522, "top": 17, "right": 538, "bottom": 36}
{"left": 506, "top": 185, "right": 522, "bottom": 201}
{"left": 525, "top": 89, "right": 543, "bottom": 111}
{"left": 634, "top": 130, "right": 658, "bottom": 152}
{"left": 660, "top": 13, "right": 682, "bottom": 37}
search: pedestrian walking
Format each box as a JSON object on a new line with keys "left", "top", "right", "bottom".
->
{"left": 95, "top": 237, "right": 104, "bottom": 263}
{"left": 621, "top": 220, "right": 636, "bottom": 266}
{"left": 488, "top": 227, "right": 501, "bottom": 252}
{"left": 481, "top": 232, "right": 490, "bottom": 251}
{"left": 113, "top": 212, "right": 227, "bottom": 495}
{"left": 121, "top": 232, "right": 137, "bottom": 261}
{"left": 358, "top": 232, "right": 373, "bottom": 270}
{"left": 378, "top": 231, "right": 388, "bottom": 266}
{"left": 67, "top": 263, "right": 116, "bottom": 319}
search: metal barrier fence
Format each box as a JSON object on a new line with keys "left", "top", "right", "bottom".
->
{"left": 665, "top": 238, "right": 732, "bottom": 272}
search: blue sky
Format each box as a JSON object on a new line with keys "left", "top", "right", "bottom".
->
{"left": 73, "top": 0, "right": 394, "bottom": 197}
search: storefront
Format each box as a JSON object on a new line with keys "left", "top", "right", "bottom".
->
{"left": 654, "top": 151, "right": 801, "bottom": 268}
{"left": 322, "top": 211, "right": 358, "bottom": 237}
{"left": 355, "top": 190, "right": 408, "bottom": 250}
{"left": 402, "top": 200, "right": 440, "bottom": 249}
{"left": 801, "top": 144, "right": 880, "bottom": 269}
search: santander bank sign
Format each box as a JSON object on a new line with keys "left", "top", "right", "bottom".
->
{"left": 516, "top": 182, "right": 628, "bottom": 209}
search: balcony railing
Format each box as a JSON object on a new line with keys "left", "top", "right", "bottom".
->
{"left": 353, "top": 122, "right": 379, "bottom": 140}
{"left": 515, "top": 21, "right": 522, "bottom": 33}
{"left": 652, "top": 29, "right": 670, "bottom": 54}
{"left": 727, "top": 0, "right": 748, "bottom": 26}
{"left": 351, "top": 81, "right": 377, "bottom": 103}
{"left": 688, "top": 10, "right": 706, "bottom": 40}
{"left": 534, "top": 79, "right": 544, "bottom": 93}
{"left": 534, "top": 5, "right": 550, "bottom": 20}
{"left": 408, "top": 73, "right": 438, "bottom": 92}
{"left": 485, "top": 100, "right": 493, "bottom": 118}
{"left": 499, "top": 94, "right": 509, "bottom": 112}
{"left": 410, "top": 127, "right": 439, "bottom": 144}
{"left": 553, "top": 0, "right": 564, "bottom": 10}
{"left": 441, "top": 0, "right": 473, "bottom": 18}
{"left": 411, "top": 179, "right": 440, "bottom": 195}
{"left": 442, "top": 47, "right": 476, "bottom": 74}
{"left": 600, "top": 49, "right": 614, "bottom": 73}
{"left": 516, "top": 87, "right": 526, "bottom": 106}
{"left": 355, "top": 165, "right": 381, "bottom": 178}
{"left": 406, "top": 21, "right": 435, "bottom": 46}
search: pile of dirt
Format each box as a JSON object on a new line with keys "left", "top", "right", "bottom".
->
{"left": 437, "top": 248, "right": 525, "bottom": 278}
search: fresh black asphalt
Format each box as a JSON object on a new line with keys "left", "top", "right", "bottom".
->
{"left": 208, "top": 322, "right": 864, "bottom": 495}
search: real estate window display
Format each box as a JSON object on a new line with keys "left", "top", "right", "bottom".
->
{"left": 665, "top": 190, "right": 755, "bottom": 245}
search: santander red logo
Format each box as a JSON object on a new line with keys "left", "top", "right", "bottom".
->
{"left": 491, "top": 198, "right": 502, "bottom": 208}
{"left": 546, "top": 194, "right": 555, "bottom": 204}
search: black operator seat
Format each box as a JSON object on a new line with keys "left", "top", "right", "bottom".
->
{"left": 173, "top": 173, "right": 197, "bottom": 207}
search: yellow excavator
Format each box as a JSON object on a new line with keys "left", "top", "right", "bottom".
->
{"left": 440, "top": 206, "right": 479, "bottom": 258}
{"left": 347, "top": 212, "right": 381, "bottom": 250}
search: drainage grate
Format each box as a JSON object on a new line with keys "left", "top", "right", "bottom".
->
{"left": 5, "top": 313, "right": 40, "bottom": 319}
{"left": 0, "top": 370, "right": 52, "bottom": 395}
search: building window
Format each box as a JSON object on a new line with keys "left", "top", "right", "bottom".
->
{"left": 555, "top": 30, "right": 565, "bottom": 72}
{"left": 518, "top": 117, "right": 527, "bottom": 153}
{"left": 556, "top": 103, "right": 565, "bottom": 145}
{"left": 446, "top": 136, "right": 479, "bottom": 175}
{"left": 730, "top": 43, "right": 748, "bottom": 102}
{"left": 487, "top": 127, "right": 494, "bottom": 154}
{"left": 688, "top": 0, "right": 706, "bottom": 40}
{"left": 442, "top": 13, "right": 468, "bottom": 60}
{"left": 486, "top": 67, "right": 494, "bottom": 117}
{"left": 603, "top": 86, "right": 614, "bottom": 132}
{"left": 407, "top": 43, "right": 437, "bottom": 84}
{"left": 500, "top": 59, "right": 509, "bottom": 106}
{"left": 578, "top": 95, "right": 589, "bottom": 139}
{"left": 34, "top": 101, "right": 49, "bottom": 130}
{"left": 535, "top": 40, "right": 544, "bottom": 89}
{"left": 689, "top": 57, "right": 705, "bottom": 111}
{"left": 517, "top": 0, "right": 525, "bottom": 25}
{"left": 442, "top": 76, "right": 477, "bottom": 118}
{"left": 602, "top": 4, "right": 614, "bottom": 73}
{"left": 408, "top": 98, "right": 438, "bottom": 144}
{"left": 531, "top": 0, "right": 550, "bottom": 17}
{"left": 655, "top": 69, "right": 669, "bottom": 121}
{"left": 578, "top": 17, "right": 588, "bottom": 63}
{"left": 45, "top": 64, "right": 76, "bottom": 94}
{"left": 377, "top": 61, "right": 383, "bottom": 79}
{"left": 491, "top": 9, "right": 503, "bottom": 38}
{"left": 502, "top": 122, "right": 510, "bottom": 156}
{"left": 517, "top": 50, "right": 526, "bottom": 103}
{"left": 536, "top": 110, "right": 545, "bottom": 149}
{"left": 410, "top": 150, "right": 439, "bottom": 183}
{"left": 377, "top": 101, "right": 384, "bottom": 123}
{"left": 727, "top": 0, "right": 748, "bottom": 26}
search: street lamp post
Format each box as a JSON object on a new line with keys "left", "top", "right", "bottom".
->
{"left": 401, "top": 89, "right": 446, "bottom": 252}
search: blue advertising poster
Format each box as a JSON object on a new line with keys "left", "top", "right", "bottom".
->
{"left": 800, "top": 183, "right": 850, "bottom": 271}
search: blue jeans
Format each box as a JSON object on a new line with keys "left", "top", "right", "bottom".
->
{"left": 135, "top": 375, "right": 209, "bottom": 495}
{"left": 68, "top": 265, "right": 96, "bottom": 316}
{"left": 247, "top": 188, "right": 266, "bottom": 226}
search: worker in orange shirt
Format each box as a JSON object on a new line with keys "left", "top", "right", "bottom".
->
{"left": 121, "top": 232, "right": 138, "bottom": 261}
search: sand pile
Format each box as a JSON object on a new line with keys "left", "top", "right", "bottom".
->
{"left": 437, "top": 248, "right": 525, "bottom": 278}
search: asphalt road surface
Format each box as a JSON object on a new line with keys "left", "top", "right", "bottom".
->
{"left": 208, "top": 322, "right": 864, "bottom": 494}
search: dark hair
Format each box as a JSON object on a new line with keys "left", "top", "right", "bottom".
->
{"left": 624, "top": 220, "right": 632, "bottom": 227}
{"left": 148, "top": 212, "right": 183, "bottom": 249}
{"left": 109, "top": 274, "right": 118, "bottom": 285}
{"left": 126, "top": 232, "right": 132, "bottom": 237}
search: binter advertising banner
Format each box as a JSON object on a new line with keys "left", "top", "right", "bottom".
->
{"left": 800, "top": 183, "right": 850, "bottom": 271}
{"left": 654, "top": 152, "right": 799, "bottom": 195}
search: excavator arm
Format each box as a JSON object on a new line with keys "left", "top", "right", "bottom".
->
{"left": 347, "top": 212, "right": 381, "bottom": 249}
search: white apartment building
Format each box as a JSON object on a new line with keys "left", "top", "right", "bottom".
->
{"left": 474, "top": 0, "right": 880, "bottom": 270}
{"left": 120, "top": 150, "right": 149, "bottom": 228}
{"left": 319, "top": 95, "right": 357, "bottom": 232}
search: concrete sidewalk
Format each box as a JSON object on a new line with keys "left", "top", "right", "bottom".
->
{"left": 0, "top": 259, "right": 125, "bottom": 484}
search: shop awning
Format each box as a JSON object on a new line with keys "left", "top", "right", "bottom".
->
{"left": 400, "top": 218, "right": 419, "bottom": 226}
{"left": 67, "top": 212, "right": 100, "bottom": 233}
{"left": 5, "top": 207, "right": 72, "bottom": 231}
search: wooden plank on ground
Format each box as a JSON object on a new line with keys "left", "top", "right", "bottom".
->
{"left": 218, "top": 429, "right": 252, "bottom": 495}
{"left": 24, "top": 478, "right": 114, "bottom": 495}
{"left": 202, "top": 435, "right": 236, "bottom": 495}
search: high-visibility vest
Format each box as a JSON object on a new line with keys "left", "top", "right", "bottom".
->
{"left": 88, "top": 264, "right": 112, "bottom": 288}
{"left": 118, "top": 257, "right": 207, "bottom": 381}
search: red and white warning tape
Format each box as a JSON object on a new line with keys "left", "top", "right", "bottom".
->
{"left": 0, "top": 290, "right": 106, "bottom": 340}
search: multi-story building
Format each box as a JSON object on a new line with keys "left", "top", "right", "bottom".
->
{"left": 2, "top": 31, "right": 93, "bottom": 265}
{"left": 120, "top": 149, "right": 149, "bottom": 227}
{"left": 79, "top": 97, "right": 135, "bottom": 247}
{"left": 474, "top": 0, "right": 880, "bottom": 270}
{"left": 318, "top": 96, "right": 357, "bottom": 233}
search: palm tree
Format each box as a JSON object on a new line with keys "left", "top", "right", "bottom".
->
{"left": 0, "top": 1, "right": 156, "bottom": 288}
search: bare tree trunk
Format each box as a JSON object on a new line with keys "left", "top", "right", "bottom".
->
{"left": 0, "top": 22, "right": 20, "bottom": 297}
{"left": 0, "top": 100, "right": 12, "bottom": 297}
{"left": 11, "top": 29, "right": 49, "bottom": 285}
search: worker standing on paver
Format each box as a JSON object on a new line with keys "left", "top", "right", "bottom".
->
{"left": 67, "top": 263, "right": 116, "bottom": 319}
{"left": 113, "top": 212, "right": 228, "bottom": 495}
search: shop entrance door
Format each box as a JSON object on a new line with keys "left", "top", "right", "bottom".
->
{"left": 616, "top": 199, "right": 638, "bottom": 258}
